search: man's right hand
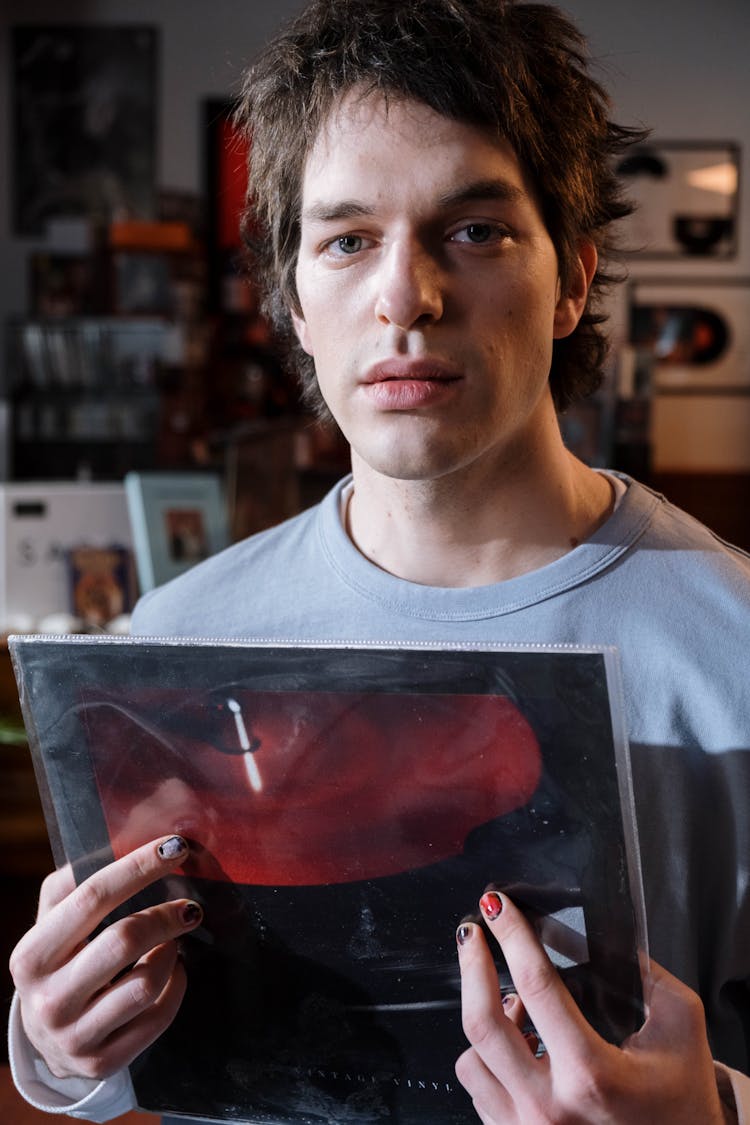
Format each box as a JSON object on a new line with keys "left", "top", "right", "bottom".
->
{"left": 9, "top": 834, "right": 203, "bottom": 1082}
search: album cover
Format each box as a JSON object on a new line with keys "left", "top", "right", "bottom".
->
{"left": 10, "top": 636, "right": 646, "bottom": 1124}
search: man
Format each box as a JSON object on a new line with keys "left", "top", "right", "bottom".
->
{"left": 9, "top": 1, "right": 750, "bottom": 1122}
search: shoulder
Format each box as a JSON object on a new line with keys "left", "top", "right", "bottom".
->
{"left": 622, "top": 477, "right": 750, "bottom": 585}
{"left": 614, "top": 479, "right": 750, "bottom": 684}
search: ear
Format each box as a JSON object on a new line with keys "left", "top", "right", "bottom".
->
{"left": 290, "top": 307, "right": 314, "bottom": 357}
{"left": 553, "top": 239, "right": 598, "bottom": 340}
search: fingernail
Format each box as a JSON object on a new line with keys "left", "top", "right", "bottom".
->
{"left": 502, "top": 993, "right": 516, "bottom": 1008}
{"left": 158, "top": 835, "right": 188, "bottom": 860}
{"left": 456, "top": 923, "right": 474, "bottom": 946}
{"left": 181, "top": 901, "right": 203, "bottom": 927}
{"left": 479, "top": 891, "right": 503, "bottom": 920}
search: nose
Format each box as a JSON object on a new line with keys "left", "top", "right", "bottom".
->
{"left": 374, "top": 237, "right": 444, "bottom": 330}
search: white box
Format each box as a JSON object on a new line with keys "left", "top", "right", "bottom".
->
{"left": 0, "top": 483, "right": 132, "bottom": 628}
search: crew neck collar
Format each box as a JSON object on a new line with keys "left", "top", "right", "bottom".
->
{"left": 316, "top": 472, "right": 659, "bottom": 622}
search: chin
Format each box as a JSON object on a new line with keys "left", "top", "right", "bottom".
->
{"left": 366, "top": 457, "right": 469, "bottom": 485}
{"left": 351, "top": 424, "right": 448, "bottom": 473}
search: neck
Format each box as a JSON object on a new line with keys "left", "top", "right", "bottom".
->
{"left": 346, "top": 434, "right": 614, "bottom": 588}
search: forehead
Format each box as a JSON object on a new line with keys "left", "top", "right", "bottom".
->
{"left": 301, "top": 90, "right": 530, "bottom": 202}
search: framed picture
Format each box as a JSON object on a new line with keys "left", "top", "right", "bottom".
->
{"left": 628, "top": 277, "right": 750, "bottom": 392}
{"left": 10, "top": 635, "right": 645, "bottom": 1123}
{"left": 12, "top": 26, "right": 158, "bottom": 235}
{"left": 616, "top": 141, "right": 740, "bottom": 259}
{"left": 124, "top": 472, "right": 229, "bottom": 593}
{"left": 66, "top": 544, "right": 137, "bottom": 627}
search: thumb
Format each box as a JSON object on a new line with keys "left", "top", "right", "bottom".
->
{"left": 632, "top": 959, "right": 709, "bottom": 1051}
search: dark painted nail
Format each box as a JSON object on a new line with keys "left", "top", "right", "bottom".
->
{"left": 479, "top": 891, "right": 503, "bottom": 920}
{"left": 158, "top": 835, "right": 188, "bottom": 860}
{"left": 456, "top": 923, "right": 473, "bottom": 946}
{"left": 181, "top": 901, "right": 203, "bottom": 927}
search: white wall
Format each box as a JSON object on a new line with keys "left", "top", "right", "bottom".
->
{"left": 2, "top": 0, "right": 749, "bottom": 468}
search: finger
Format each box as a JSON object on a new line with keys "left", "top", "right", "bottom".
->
{"left": 523, "top": 1033, "right": 541, "bottom": 1056}
{"left": 456, "top": 921, "right": 533, "bottom": 1077}
{"left": 502, "top": 993, "right": 539, "bottom": 1055}
{"left": 455, "top": 1046, "right": 514, "bottom": 1124}
{"left": 37, "top": 865, "right": 76, "bottom": 918}
{"left": 54, "top": 899, "right": 203, "bottom": 1024}
{"left": 478, "top": 891, "right": 597, "bottom": 1061}
{"left": 62, "top": 942, "right": 181, "bottom": 1053}
{"left": 59, "top": 957, "right": 188, "bottom": 1081}
{"left": 11, "top": 835, "right": 191, "bottom": 982}
{"left": 501, "top": 992, "right": 525, "bottom": 1030}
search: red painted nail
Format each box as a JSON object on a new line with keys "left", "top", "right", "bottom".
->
{"left": 479, "top": 891, "right": 503, "bottom": 920}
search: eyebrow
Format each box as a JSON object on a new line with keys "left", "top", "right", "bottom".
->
{"left": 302, "top": 200, "right": 374, "bottom": 224}
{"left": 436, "top": 178, "right": 527, "bottom": 210}
{"left": 301, "top": 178, "right": 528, "bottom": 225}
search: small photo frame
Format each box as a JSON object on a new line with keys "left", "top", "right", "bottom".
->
{"left": 617, "top": 141, "right": 740, "bottom": 259}
{"left": 67, "top": 544, "right": 137, "bottom": 627}
{"left": 124, "top": 472, "right": 229, "bottom": 593}
{"left": 628, "top": 278, "right": 750, "bottom": 393}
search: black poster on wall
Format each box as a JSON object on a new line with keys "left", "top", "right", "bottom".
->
{"left": 12, "top": 26, "right": 158, "bottom": 235}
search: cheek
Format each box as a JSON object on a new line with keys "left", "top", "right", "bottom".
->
{"left": 294, "top": 274, "right": 346, "bottom": 355}
{"left": 305, "top": 337, "right": 349, "bottom": 413}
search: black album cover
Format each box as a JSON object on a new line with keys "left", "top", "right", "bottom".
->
{"left": 10, "top": 636, "right": 647, "bottom": 1124}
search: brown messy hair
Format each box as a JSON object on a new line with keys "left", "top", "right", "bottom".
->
{"left": 234, "top": 0, "right": 645, "bottom": 415}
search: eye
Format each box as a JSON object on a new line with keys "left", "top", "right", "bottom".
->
{"left": 451, "top": 222, "right": 507, "bottom": 245}
{"left": 332, "top": 234, "right": 365, "bottom": 255}
{"left": 318, "top": 230, "right": 376, "bottom": 262}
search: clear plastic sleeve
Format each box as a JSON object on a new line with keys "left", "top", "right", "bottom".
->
{"left": 10, "top": 634, "right": 648, "bottom": 1124}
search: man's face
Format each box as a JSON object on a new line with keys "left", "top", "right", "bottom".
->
{"left": 292, "top": 93, "right": 590, "bottom": 484}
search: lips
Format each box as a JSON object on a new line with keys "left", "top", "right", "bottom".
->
{"left": 360, "top": 359, "right": 462, "bottom": 410}
{"left": 362, "top": 358, "right": 462, "bottom": 385}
